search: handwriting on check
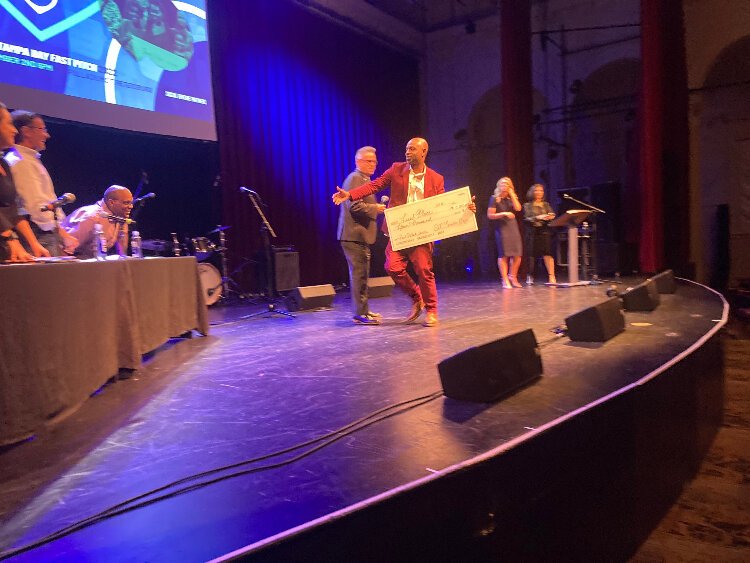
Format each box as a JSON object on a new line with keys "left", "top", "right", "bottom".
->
{"left": 384, "top": 186, "right": 478, "bottom": 252}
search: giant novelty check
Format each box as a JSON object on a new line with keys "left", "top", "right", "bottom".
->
{"left": 384, "top": 186, "right": 478, "bottom": 252}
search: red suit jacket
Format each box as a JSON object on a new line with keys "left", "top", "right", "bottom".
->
{"left": 347, "top": 162, "right": 445, "bottom": 235}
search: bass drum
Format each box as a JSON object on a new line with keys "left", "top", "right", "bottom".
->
{"left": 198, "top": 263, "right": 222, "bottom": 306}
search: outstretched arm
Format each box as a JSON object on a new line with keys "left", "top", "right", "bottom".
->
{"left": 332, "top": 186, "right": 350, "bottom": 205}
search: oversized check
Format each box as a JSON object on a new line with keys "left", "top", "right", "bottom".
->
{"left": 384, "top": 186, "right": 478, "bottom": 252}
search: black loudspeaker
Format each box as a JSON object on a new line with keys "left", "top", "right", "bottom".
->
{"left": 622, "top": 279, "right": 660, "bottom": 311}
{"left": 650, "top": 269, "right": 677, "bottom": 294}
{"left": 273, "top": 250, "right": 300, "bottom": 293}
{"left": 565, "top": 297, "right": 625, "bottom": 342}
{"left": 367, "top": 276, "right": 395, "bottom": 298}
{"left": 285, "top": 284, "right": 335, "bottom": 311}
{"left": 438, "top": 329, "right": 542, "bottom": 403}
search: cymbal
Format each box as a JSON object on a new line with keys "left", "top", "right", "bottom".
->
{"left": 207, "top": 225, "right": 231, "bottom": 234}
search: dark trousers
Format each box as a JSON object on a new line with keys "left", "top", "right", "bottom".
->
{"left": 340, "top": 240, "right": 371, "bottom": 316}
{"left": 23, "top": 222, "right": 63, "bottom": 256}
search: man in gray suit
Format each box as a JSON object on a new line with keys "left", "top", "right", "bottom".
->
{"left": 337, "top": 146, "right": 386, "bottom": 325}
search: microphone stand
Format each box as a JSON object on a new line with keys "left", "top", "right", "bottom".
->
{"left": 563, "top": 193, "right": 605, "bottom": 214}
{"left": 129, "top": 171, "right": 149, "bottom": 222}
{"left": 130, "top": 197, "right": 149, "bottom": 222}
{"left": 562, "top": 194, "right": 607, "bottom": 284}
{"left": 211, "top": 226, "right": 250, "bottom": 302}
{"left": 240, "top": 191, "right": 295, "bottom": 319}
{"left": 48, "top": 207, "right": 62, "bottom": 256}
{"left": 41, "top": 197, "right": 75, "bottom": 256}
{"left": 133, "top": 171, "right": 148, "bottom": 199}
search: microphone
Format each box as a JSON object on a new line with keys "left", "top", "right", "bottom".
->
{"left": 99, "top": 212, "right": 136, "bottom": 225}
{"left": 239, "top": 186, "right": 258, "bottom": 195}
{"left": 380, "top": 195, "right": 389, "bottom": 204}
{"left": 40, "top": 193, "right": 76, "bottom": 212}
{"left": 134, "top": 192, "right": 156, "bottom": 203}
{"left": 562, "top": 194, "right": 571, "bottom": 199}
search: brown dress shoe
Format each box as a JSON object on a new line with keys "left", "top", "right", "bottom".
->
{"left": 423, "top": 312, "right": 438, "bottom": 327}
{"left": 404, "top": 299, "right": 424, "bottom": 322}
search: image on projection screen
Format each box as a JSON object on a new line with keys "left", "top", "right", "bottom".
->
{"left": 0, "top": 0, "right": 216, "bottom": 140}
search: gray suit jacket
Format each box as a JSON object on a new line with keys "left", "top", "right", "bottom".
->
{"left": 337, "top": 169, "right": 380, "bottom": 245}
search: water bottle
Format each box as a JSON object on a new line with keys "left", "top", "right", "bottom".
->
{"left": 93, "top": 223, "right": 107, "bottom": 260}
{"left": 131, "top": 230, "right": 143, "bottom": 259}
{"left": 171, "top": 232, "right": 181, "bottom": 257}
{"left": 117, "top": 228, "right": 128, "bottom": 259}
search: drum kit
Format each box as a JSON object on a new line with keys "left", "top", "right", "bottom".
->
{"left": 142, "top": 225, "right": 234, "bottom": 306}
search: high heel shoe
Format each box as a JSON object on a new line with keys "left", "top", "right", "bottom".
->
{"left": 501, "top": 278, "right": 512, "bottom": 289}
{"left": 509, "top": 275, "right": 522, "bottom": 288}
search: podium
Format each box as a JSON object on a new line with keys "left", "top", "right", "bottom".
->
{"left": 549, "top": 209, "right": 591, "bottom": 287}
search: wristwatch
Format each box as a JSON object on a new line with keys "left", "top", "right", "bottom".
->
{"left": 0, "top": 231, "right": 19, "bottom": 242}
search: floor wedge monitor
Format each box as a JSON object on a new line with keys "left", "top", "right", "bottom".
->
{"left": 566, "top": 297, "right": 625, "bottom": 342}
{"left": 622, "top": 278, "right": 660, "bottom": 311}
{"left": 651, "top": 269, "right": 677, "bottom": 294}
{"left": 367, "top": 276, "right": 395, "bottom": 298}
{"left": 438, "top": 329, "right": 542, "bottom": 403}
{"left": 285, "top": 284, "right": 335, "bottom": 311}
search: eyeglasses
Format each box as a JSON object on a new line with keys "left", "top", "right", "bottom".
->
{"left": 358, "top": 159, "right": 377, "bottom": 164}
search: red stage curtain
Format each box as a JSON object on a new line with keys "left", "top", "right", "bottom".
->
{"left": 500, "top": 1, "right": 534, "bottom": 192}
{"left": 639, "top": 0, "right": 690, "bottom": 273}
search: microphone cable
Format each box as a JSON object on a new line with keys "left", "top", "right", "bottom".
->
{"left": 0, "top": 390, "right": 443, "bottom": 559}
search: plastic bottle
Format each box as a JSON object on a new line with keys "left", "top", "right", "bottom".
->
{"left": 131, "top": 230, "right": 143, "bottom": 259}
{"left": 117, "top": 228, "right": 128, "bottom": 259}
{"left": 171, "top": 232, "right": 181, "bottom": 257}
{"left": 94, "top": 223, "right": 107, "bottom": 260}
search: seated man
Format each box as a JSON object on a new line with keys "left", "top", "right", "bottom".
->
{"left": 63, "top": 185, "right": 133, "bottom": 258}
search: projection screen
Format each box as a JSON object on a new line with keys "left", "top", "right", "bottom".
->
{"left": 0, "top": 0, "right": 216, "bottom": 140}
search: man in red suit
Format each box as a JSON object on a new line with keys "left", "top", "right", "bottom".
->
{"left": 333, "top": 137, "right": 475, "bottom": 327}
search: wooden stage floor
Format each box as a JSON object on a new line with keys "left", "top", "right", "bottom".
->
{"left": 0, "top": 278, "right": 727, "bottom": 561}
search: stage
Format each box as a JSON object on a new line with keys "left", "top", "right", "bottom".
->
{"left": 0, "top": 277, "right": 727, "bottom": 561}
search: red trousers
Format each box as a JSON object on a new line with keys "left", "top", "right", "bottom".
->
{"left": 385, "top": 240, "right": 437, "bottom": 312}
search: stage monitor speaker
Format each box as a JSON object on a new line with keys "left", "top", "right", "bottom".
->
{"left": 367, "top": 276, "right": 395, "bottom": 298}
{"left": 565, "top": 297, "right": 625, "bottom": 342}
{"left": 651, "top": 269, "right": 677, "bottom": 294}
{"left": 438, "top": 329, "right": 542, "bottom": 403}
{"left": 285, "top": 284, "right": 335, "bottom": 312}
{"left": 273, "top": 250, "right": 300, "bottom": 293}
{"left": 622, "top": 279, "right": 660, "bottom": 311}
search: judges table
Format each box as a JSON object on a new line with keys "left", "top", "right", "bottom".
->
{"left": 0, "top": 257, "right": 209, "bottom": 446}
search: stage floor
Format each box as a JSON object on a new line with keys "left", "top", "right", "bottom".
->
{"left": 0, "top": 278, "right": 726, "bottom": 561}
